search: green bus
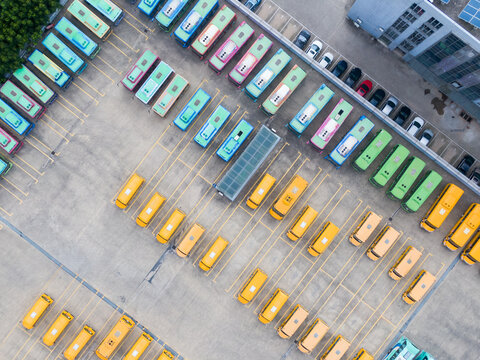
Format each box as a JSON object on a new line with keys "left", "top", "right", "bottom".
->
{"left": 12, "top": 66, "right": 57, "bottom": 105}
{"left": 228, "top": 33, "right": 272, "bottom": 86}
{"left": 156, "top": 0, "right": 195, "bottom": 32}
{"left": 0, "top": 155, "right": 12, "bottom": 176}
{"left": 67, "top": 0, "right": 112, "bottom": 41}
{"left": 28, "top": 50, "right": 72, "bottom": 89}
{"left": 135, "top": 61, "right": 174, "bottom": 104}
{"left": 85, "top": 0, "right": 124, "bottom": 25}
{"left": 190, "top": 4, "right": 236, "bottom": 58}
{"left": 194, "top": 105, "right": 231, "bottom": 147}
{"left": 42, "top": 33, "right": 88, "bottom": 75}
{"left": 173, "top": 88, "right": 211, "bottom": 130}
{"left": 369, "top": 144, "right": 410, "bottom": 188}
{"left": 402, "top": 170, "right": 442, "bottom": 213}
{"left": 0, "top": 81, "right": 45, "bottom": 120}
{"left": 308, "top": 98, "right": 353, "bottom": 152}
{"left": 287, "top": 84, "right": 334, "bottom": 137}
{"left": 261, "top": 64, "right": 306, "bottom": 116}
{"left": 216, "top": 119, "right": 253, "bottom": 161}
{"left": 387, "top": 156, "right": 426, "bottom": 200}
{"left": 352, "top": 129, "right": 392, "bottom": 172}
{"left": 0, "top": 126, "right": 23, "bottom": 154}
{"left": 121, "top": 50, "right": 159, "bottom": 91}
{"left": 55, "top": 17, "right": 100, "bottom": 59}
{"left": 244, "top": 48, "right": 291, "bottom": 101}
{"left": 152, "top": 74, "right": 189, "bottom": 117}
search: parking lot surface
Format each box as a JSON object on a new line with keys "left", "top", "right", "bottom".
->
{"left": 0, "top": 1, "right": 479, "bottom": 359}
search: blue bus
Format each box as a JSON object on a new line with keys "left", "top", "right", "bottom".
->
{"left": 0, "top": 98, "right": 35, "bottom": 136}
{"left": 216, "top": 119, "right": 253, "bottom": 161}
{"left": 42, "top": 33, "right": 88, "bottom": 75}
{"left": 28, "top": 50, "right": 72, "bottom": 89}
{"left": 173, "top": 0, "right": 219, "bottom": 47}
{"left": 287, "top": 84, "right": 334, "bottom": 137}
{"left": 325, "top": 116, "right": 374, "bottom": 169}
{"left": 55, "top": 17, "right": 100, "bottom": 59}
{"left": 138, "top": 0, "right": 164, "bottom": 16}
{"left": 155, "top": 0, "right": 194, "bottom": 31}
{"left": 173, "top": 88, "right": 211, "bottom": 130}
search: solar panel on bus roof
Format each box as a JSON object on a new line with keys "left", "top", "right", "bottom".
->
{"left": 214, "top": 126, "right": 280, "bottom": 201}
{"left": 459, "top": 0, "right": 480, "bottom": 27}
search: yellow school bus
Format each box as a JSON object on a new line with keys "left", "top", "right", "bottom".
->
{"left": 269, "top": 175, "right": 308, "bottom": 220}
{"left": 22, "top": 293, "right": 53, "bottom": 329}
{"left": 95, "top": 315, "right": 135, "bottom": 360}
{"left": 258, "top": 288, "right": 289, "bottom": 324}
{"left": 349, "top": 211, "right": 382, "bottom": 246}
{"left": 402, "top": 270, "right": 436, "bottom": 304}
{"left": 461, "top": 232, "right": 480, "bottom": 265}
{"left": 136, "top": 192, "right": 166, "bottom": 227}
{"left": 43, "top": 310, "right": 74, "bottom": 346}
{"left": 237, "top": 268, "right": 268, "bottom": 304}
{"left": 63, "top": 325, "right": 95, "bottom": 360}
{"left": 156, "top": 209, "right": 186, "bottom": 244}
{"left": 199, "top": 236, "right": 229, "bottom": 271}
{"left": 320, "top": 335, "right": 350, "bottom": 359}
{"left": 246, "top": 173, "right": 276, "bottom": 209}
{"left": 443, "top": 203, "right": 480, "bottom": 250}
{"left": 420, "top": 183, "right": 463, "bottom": 232}
{"left": 116, "top": 173, "right": 145, "bottom": 209}
{"left": 124, "top": 332, "right": 153, "bottom": 360}
{"left": 286, "top": 205, "right": 318, "bottom": 241}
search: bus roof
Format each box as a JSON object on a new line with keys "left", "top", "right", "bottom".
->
{"left": 370, "top": 144, "right": 410, "bottom": 187}
{"left": 54, "top": 17, "right": 99, "bottom": 58}
{"left": 68, "top": 0, "right": 110, "bottom": 39}
{"left": 353, "top": 129, "right": 392, "bottom": 171}
{"left": 174, "top": 0, "right": 219, "bottom": 45}
{"left": 403, "top": 170, "right": 443, "bottom": 213}
{"left": 28, "top": 50, "right": 71, "bottom": 88}
{"left": 42, "top": 33, "right": 86, "bottom": 73}
{"left": 388, "top": 156, "right": 426, "bottom": 200}
{"left": 152, "top": 74, "right": 189, "bottom": 117}
{"left": 173, "top": 88, "right": 211, "bottom": 130}
{"left": 85, "top": 0, "right": 123, "bottom": 24}
{"left": 135, "top": 61, "right": 174, "bottom": 104}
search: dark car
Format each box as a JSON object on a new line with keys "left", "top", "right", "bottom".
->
{"left": 293, "top": 30, "right": 311, "bottom": 50}
{"left": 457, "top": 155, "right": 474, "bottom": 175}
{"left": 244, "top": 0, "right": 262, "bottom": 11}
{"left": 393, "top": 106, "right": 411, "bottom": 126}
{"left": 332, "top": 60, "right": 348, "bottom": 78}
{"left": 469, "top": 167, "right": 480, "bottom": 186}
{"left": 356, "top": 80, "right": 372, "bottom": 97}
{"left": 345, "top": 67, "right": 362, "bottom": 87}
{"left": 369, "top": 89, "right": 385, "bottom": 107}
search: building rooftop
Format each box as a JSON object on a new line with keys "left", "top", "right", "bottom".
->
{"left": 433, "top": 0, "right": 480, "bottom": 37}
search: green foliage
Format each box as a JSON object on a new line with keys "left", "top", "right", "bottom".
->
{"left": 0, "top": 0, "right": 60, "bottom": 80}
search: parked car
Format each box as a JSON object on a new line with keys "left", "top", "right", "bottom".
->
{"left": 419, "top": 129, "right": 434, "bottom": 146}
{"left": 244, "top": 0, "right": 262, "bottom": 11}
{"left": 356, "top": 80, "right": 372, "bottom": 97}
{"left": 294, "top": 30, "right": 311, "bottom": 50}
{"left": 469, "top": 167, "right": 480, "bottom": 185}
{"left": 406, "top": 117, "right": 424, "bottom": 137}
{"left": 332, "top": 60, "right": 347, "bottom": 77}
{"left": 457, "top": 155, "right": 474, "bottom": 175}
{"left": 306, "top": 40, "right": 322, "bottom": 59}
{"left": 393, "top": 106, "right": 411, "bottom": 126}
{"left": 369, "top": 89, "right": 385, "bottom": 107}
{"left": 345, "top": 67, "right": 362, "bottom": 87}
{"left": 381, "top": 96, "right": 398, "bottom": 115}
{"left": 319, "top": 52, "right": 334, "bottom": 68}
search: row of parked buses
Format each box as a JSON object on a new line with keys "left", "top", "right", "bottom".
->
{"left": 21, "top": 294, "right": 175, "bottom": 360}
{"left": 0, "top": 0, "right": 125, "bottom": 176}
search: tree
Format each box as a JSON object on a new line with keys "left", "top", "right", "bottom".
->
{"left": 0, "top": 0, "right": 60, "bottom": 80}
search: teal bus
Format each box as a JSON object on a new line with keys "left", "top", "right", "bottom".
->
{"left": 152, "top": 74, "right": 189, "bottom": 117}
{"left": 244, "top": 48, "right": 291, "bottom": 102}
{"left": 173, "top": 88, "right": 211, "bottom": 130}
{"left": 135, "top": 61, "right": 174, "bottom": 104}
{"left": 414, "top": 351, "right": 435, "bottom": 360}
{"left": 85, "top": 0, "right": 124, "bottom": 25}
{"left": 0, "top": 81, "right": 45, "bottom": 120}
{"left": 190, "top": 4, "right": 236, "bottom": 59}
{"left": 217, "top": 119, "right": 253, "bottom": 161}
{"left": 173, "top": 0, "right": 219, "bottom": 47}
{"left": 0, "top": 98, "right": 35, "bottom": 136}
{"left": 228, "top": 33, "right": 272, "bottom": 86}
{"left": 0, "top": 126, "right": 23, "bottom": 154}
{"left": 287, "top": 84, "right": 334, "bottom": 137}
{"left": 208, "top": 21, "right": 255, "bottom": 73}
{"left": 28, "top": 50, "right": 72, "bottom": 89}
{"left": 42, "top": 33, "right": 87, "bottom": 75}
{"left": 121, "top": 50, "right": 159, "bottom": 91}
{"left": 12, "top": 66, "right": 57, "bottom": 105}
{"left": 325, "top": 115, "right": 374, "bottom": 169}
{"left": 402, "top": 170, "right": 442, "bottom": 213}
{"left": 67, "top": 0, "right": 112, "bottom": 41}
{"left": 138, "top": 0, "right": 163, "bottom": 16}
{"left": 0, "top": 155, "right": 12, "bottom": 176}
{"left": 369, "top": 144, "right": 410, "bottom": 188}
{"left": 194, "top": 105, "right": 231, "bottom": 147}
{"left": 383, "top": 337, "right": 420, "bottom": 360}
{"left": 156, "top": 0, "right": 195, "bottom": 31}
{"left": 308, "top": 98, "right": 353, "bottom": 152}
{"left": 261, "top": 64, "right": 306, "bottom": 116}
{"left": 55, "top": 17, "right": 100, "bottom": 59}
{"left": 387, "top": 156, "right": 426, "bottom": 200}
{"left": 352, "top": 129, "right": 392, "bottom": 172}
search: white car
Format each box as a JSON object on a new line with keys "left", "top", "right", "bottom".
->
{"left": 406, "top": 117, "right": 425, "bottom": 137}
{"left": 419, "top": 129, "right": 434, "bottom": 146}
{"left": 319, "top": 52, "right": 334, "bottom": 68}
{"left": 306, "top": 40, "right": 323, "bottom": 59}
{"left": 381, "top": 96, "right": 398, "bottom": 116}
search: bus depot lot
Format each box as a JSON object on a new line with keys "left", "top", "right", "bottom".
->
{"left": 0, "top": 1, "right": 479, "bottom": 360}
